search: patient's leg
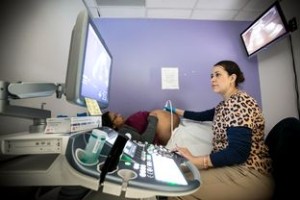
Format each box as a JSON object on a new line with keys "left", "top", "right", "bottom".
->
{"left": 149, "top": 109, "right": 180, "bottom": 145}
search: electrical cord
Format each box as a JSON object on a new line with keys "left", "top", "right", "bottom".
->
{"left": 164, "top": 100, "right": 177, "bottom": 147}
{"left": 164, "top": 100, "right": 174, "bottom": 134}
{"left": 288, "top": 34, "right": 300, "bottom": 118}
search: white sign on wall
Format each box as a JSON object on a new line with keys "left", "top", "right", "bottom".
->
{"left": 161, "top": 67, "right": 179, "bottom": 90}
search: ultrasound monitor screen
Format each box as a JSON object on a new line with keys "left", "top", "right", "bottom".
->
{"left": 80, "top": 23, "right": 112, "bottom": 105}
{"left": 65, "top": 11, "right": 112, "bottom": 108}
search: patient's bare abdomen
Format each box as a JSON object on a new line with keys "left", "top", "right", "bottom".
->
{"left": 149, "top": 109, "right": 180, "bottom": 145}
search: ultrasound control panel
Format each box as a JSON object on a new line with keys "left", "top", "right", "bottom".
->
{"left": 65, "top": 127, "right": 201, "bottom": 198}
{"left": 121, "top": 140, "right": 188, "bottom": 185}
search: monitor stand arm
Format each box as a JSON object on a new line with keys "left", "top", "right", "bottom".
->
{"left": 0, "top": 81, "right": 64, "bottom": 133}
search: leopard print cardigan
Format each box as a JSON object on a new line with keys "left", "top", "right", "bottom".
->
{"left": 212, "top": 91, "right": 272, "bottom": 175}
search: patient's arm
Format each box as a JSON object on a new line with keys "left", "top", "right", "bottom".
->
{"left": 118, "top": 115, "right": 158, "bottom": 143}
{"left": 118, "top": 125, "right": 142, "bottom": 142}
{"left": 119, "top": 110, "right": 180, "bottom": 145}
{"left": 150, "top": 109, "right": 180, "bottom": 145}
{"left": 140, "top": 115, "right": 158, "bottom": 143}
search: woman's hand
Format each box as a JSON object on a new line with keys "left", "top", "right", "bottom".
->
{"left": 176, "top": 145, "right": 211, "bottom": 169}
{"left": 164, "top": 105, "right": 176, "bottom": 113}
{"left": 176, "top": 146, "right": 195, "bottom": 161}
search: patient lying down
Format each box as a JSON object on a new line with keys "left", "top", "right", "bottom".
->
{"left": 102, "top": 109, "right": 180, "bottom": 145}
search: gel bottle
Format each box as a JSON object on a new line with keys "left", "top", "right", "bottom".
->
{"left": 81, "top": 129, "right": 107, "bottom": 165}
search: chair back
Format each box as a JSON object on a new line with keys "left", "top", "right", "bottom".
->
{"left": 265, "top": 117, "right": 300, "bottom": 199}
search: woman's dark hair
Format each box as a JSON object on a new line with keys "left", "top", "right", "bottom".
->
{"left": 214, "top": 60, "right": 245, "bottom": 87}
{"left": 102, "top": 111, "right": 113, "bottom": 128}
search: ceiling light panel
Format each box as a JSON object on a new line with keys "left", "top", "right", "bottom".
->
{"left": 195, "top": 0, "right": 248, "bottom": 10}
{"left": 96, "top": 0, "right": 146, "bottom": 6}
{"left": 147, "top": 9, "right": 192, "bottom": 19}
{"left": 146, "top": 0, "right": 197, "bottom": 9}
{"left": 99, "top": 6, "right": 146, "bottom": 18}
{"left": 191, "top": 9, "right": 238, "bottom": 20}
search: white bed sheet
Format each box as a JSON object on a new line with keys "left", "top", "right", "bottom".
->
{"left": 165, "top": 119, "right": 213, "bottom": 156}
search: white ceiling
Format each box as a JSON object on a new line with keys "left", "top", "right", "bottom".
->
{"left": 83, "top": 0, "right": 277, "bottom": 21}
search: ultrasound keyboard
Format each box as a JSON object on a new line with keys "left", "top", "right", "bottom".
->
{"left": 121, "top": 140, "right": 187, "bottom": 185}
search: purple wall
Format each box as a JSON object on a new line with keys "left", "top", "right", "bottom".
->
{"left": 94, "top": 19, "right": 259, "bottom": 117}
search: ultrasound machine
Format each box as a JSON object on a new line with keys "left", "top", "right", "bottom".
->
{"left": 0, "top": 10, "right": 201, "bottom": 199}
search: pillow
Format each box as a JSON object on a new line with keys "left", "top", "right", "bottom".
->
{"left": 165, "top": 119, "right": 213, "bottom": 156}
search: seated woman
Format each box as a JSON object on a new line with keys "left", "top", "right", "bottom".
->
{"left": 102, "top": 109, "right": 180, "bottom": 145}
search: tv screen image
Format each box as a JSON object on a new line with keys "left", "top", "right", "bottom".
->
{"left": 240, "top": 1, "right": 289, "bottom": 57}
{"left": 65, "top": 10, "right": 112, "bottom": 109}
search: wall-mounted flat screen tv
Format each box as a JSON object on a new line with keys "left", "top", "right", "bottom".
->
{"left": 240, "top": 1, "right": 290, "bottom": 57}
